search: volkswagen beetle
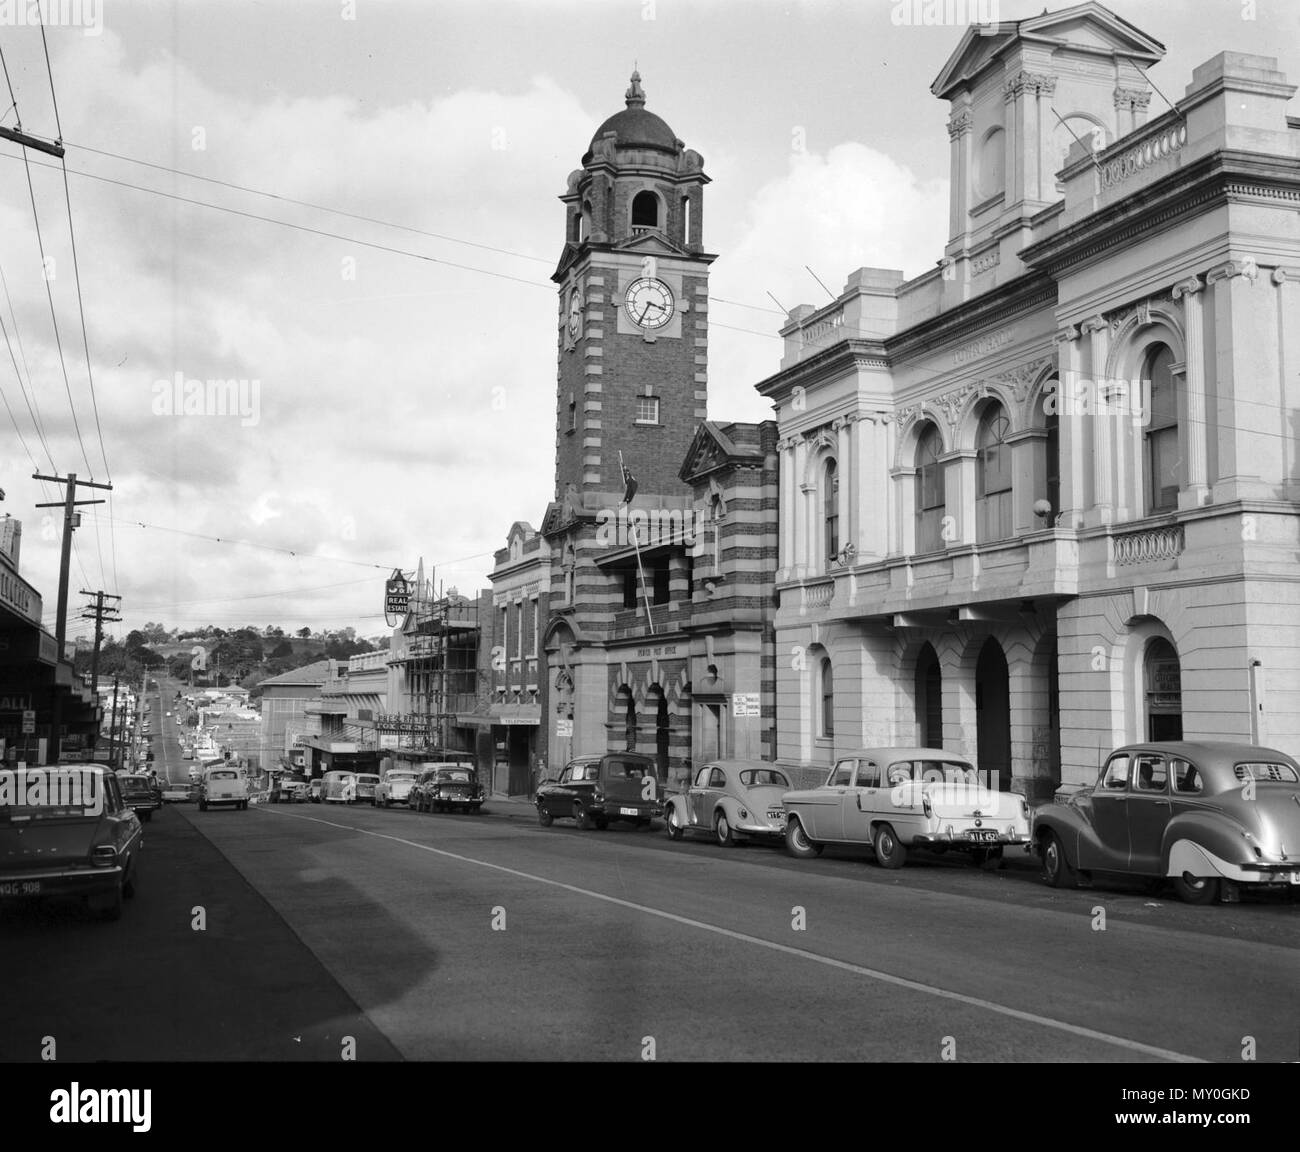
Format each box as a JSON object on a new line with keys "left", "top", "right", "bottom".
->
{"left": 664, "top": 760, "right": 790, "bottom": 847}
{"left": 1033, "top": 741, "right": 1300, "bottom": 904}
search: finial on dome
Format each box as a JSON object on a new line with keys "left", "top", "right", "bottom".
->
{"left": 625, "top": 69, "right": 646, "bottom": 108}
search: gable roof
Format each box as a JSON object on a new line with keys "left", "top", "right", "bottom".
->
{"left": 679, "top": 420, "right": 772, "bottom": 485}
{"left": 259, "top": 659, "right": 333, "bottom": 687}
{"left": 931, "top": 2, "right": 1165, "bottom": 100}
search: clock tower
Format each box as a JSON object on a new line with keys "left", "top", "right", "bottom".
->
{"left": 551, "top": 71, "right": 714, "bottom": 504}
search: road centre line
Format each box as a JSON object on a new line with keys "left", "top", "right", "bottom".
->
{"left": 263, "top": 808, "right": 1204, "bottom": 1063}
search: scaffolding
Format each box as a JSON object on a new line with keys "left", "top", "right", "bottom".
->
{"left": 397, "top": 584, "right": 481, "bottom": 757}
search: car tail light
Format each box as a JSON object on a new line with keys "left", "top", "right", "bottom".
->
{"left": 91, "top": 845, "right": 117, "bottom": 867}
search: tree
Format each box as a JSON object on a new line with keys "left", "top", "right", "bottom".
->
{"left": 269, "top": 639, "right": 294, "bottom": 659}
{"left": 297, "top": 627, "right": 312, "bottom": 639}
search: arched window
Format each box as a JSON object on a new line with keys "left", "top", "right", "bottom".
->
{"left": 1044, "top": 394, "right": 1060, "bottom": 523}
{"left": 1144, "top": 345, "right": 1178, "bottom": 513}
{"left": 818, "top": 657, "right": 834, "bottom": 739}
{"left": 823, "top": 459, "right": 839, "bottom": 562}
{"left": 681, "top": 195, "right": 692, "bottom": 244}
{"left": 1144, "top": 637, "right": 1182, "bottom": 740}
{"left": 624, "top": 691, "right": 638, "bottom": 751}
{"left": 976, "top": 405, "right": 1012, "bottom": 542}
{"left": 710, "top": 496, "right": 724, "bottom": 570}
{"left": 632, "top": 191, "right": 659, "bottom": 229}
{"left": 915, "top": 423, "right": 945, "bottom": 552}
{"left": 580, "top": 201, "right": 592, "bottom": 241}
{"left": 915, "top": 644, "right": 942, "bottom": 748}
{"left": 976, "top": 128, "right": 1005, "bottom": 200}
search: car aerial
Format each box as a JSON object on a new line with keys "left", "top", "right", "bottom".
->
{"left": 412, "top": 764, "right": 486, "bottom": 813}
{"left": 353, "top": 773, "right": 381, "bottom": 805}
{"left": 198, "top": 765, "right": 249, "bottom": 812}
{"left": 781, "top": 747, "right": 1032, "bottom": 868}
{"left": 1033, "top": 741, "right": 1300, "bottom": 905}
{"left": 0, "top": 763, "right": 142, "bottom": 921}
{"left": 536, "top": 752, "right": 664, "bottom": 831}
{"left": 374, "top": 768, "right": 419, "bottom": 808}
{"left": 161, "top": 779, "right": 193, "bottom": 803}
{"left": 116, "top": 773, "right": 161, "bottom": 823}
{"left": 664, "top": 760, "right": 791, "bottom": 847}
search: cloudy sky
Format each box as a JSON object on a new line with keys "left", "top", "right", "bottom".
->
{"left": 1, "top": 0, "right": 1296, "bottom": 645}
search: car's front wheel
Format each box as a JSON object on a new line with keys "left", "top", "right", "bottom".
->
{"left": 873, "top": 824, "right": 906, "bottom": 869}
{"left": 1172, "top": 872, "right": 1220, "bottom": 905}
{"left": 665, "top": 806, "right": 684, "bottom": 840}
{"left": 785, "top": 818, "right": 822, "bottom": 859}
{"left": 1040, "top": 831, "right": 1074, "bottom": 888}
{"left": 715, "top": 811, "right": 737, "bottom": 848}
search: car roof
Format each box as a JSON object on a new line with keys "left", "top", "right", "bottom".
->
{"left": 842, "top": 747, "right": 975, "bottom": 762}
{"left": 702, "top": 759, "right": 784, "bottom": 771}
{"left": 1107, "top": 740, "right": 1297, "bottom": 761}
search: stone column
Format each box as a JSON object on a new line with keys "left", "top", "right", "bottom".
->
{"left": 778, "top": 437, "right": 796, "bottom": 576}
{"left": 1055, "top": 325, "right": 1085, "bottom": 528}
{"left": 1003, "top": 74, "right": 1022, "bottom": 208}
{"left": 1113, "top": 87, "right": 1134, "bottom": 138}
{"left": 792, "top": 435, "right": 809, "bottom": 575}
{"left": 1206, "top": 259, "right": 1262, "bottom": 502}
{"left": 1172, "top": 275, "right": 1209, "bottom": 508}
{"left": 1034, "top": 75, "right": 1058, "bottom": 199}
{"left": 834, "top": 416, "right": 853, "bottom": 557}
{"left": 1082, "top": 315, "right": 1113, "bottom": 524}
{"left": 947, "top": 107, "right": 973, "bottom": 242}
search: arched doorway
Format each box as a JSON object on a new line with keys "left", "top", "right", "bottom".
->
{"left": 1145, "top": 638, "right": 1182, "bottom": 740}
{"left": 976, "top": 638, "right": 1011, "bottom": 791}
{"left": 915, "top": 643, "right": 942, "bottom": 748}
{"left": 646, "top": 686, "right": 670, "bottom": 780}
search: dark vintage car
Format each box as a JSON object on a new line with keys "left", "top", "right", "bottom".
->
{"left": 0, "top": 764, "right": 143, "bottom": 920}
{"left": 1033, "top": 741, "right": 1300, "bottom": 904}
{"left": 412, "top": 764, "right": 486, "bottom": 813}
{"left": 536, "top": 752, "right": 664, "bottom": 830}
{"left": 664, "top": 760, "right": 791, "bottom": 847}
{"left": 116, "top": 772, "right": 162, "bottom": 823}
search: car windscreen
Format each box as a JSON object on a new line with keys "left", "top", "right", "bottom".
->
{"left": 740, "top": 769, "right": 789, "bottom": 787}
{"left": 436, "top": 770, "right": 471, "bottom": 782}
{"left": 0, "top": 768, "right": 106, "bottom": 820}
{"left": 209, "top": 771, "right": 237, "bottom": 781}
{"left": 387, "top": 773, "right": 417, "bottom": 782}
{"left": 356, "top": 775, "right": 380, "bottom": 784}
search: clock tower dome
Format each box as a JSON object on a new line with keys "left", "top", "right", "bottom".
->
{"left": 551, "top": 71, "right": 714, "bottom": 505}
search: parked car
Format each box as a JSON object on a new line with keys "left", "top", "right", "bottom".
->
{"left": 664, "top": 760, "right": 790, "bottom": 846}
{"left": 161, "top": 779, "right": 194, "bottom": 803}
{"left": 353, "top": 773, "right": 381, "bottom": 805}
{"left": 781, "top": 748, "right": 1032, "bottom": 868}
{"left": 320, "top": 770, "right": 358, "bottom": 804}
{"left": 0, "top": 763, "right": 142, "bottom": 920}
{"left": 412, "top": 765, "right": 486, "bottom": 813}
{"left": 1033, "top": 741, "right": 1300, "bottom": 904}
{"left": 198, "top": 765, "right": 249, "bottom": 811}
{"left": 374, "top": 769, "right": 419, "bottom": 808}
{"left": 536, "top": 752, "right": 664, "bottom": 830}
{"left": 309, "top": 778, "right": 323, "bottom": 803}
{"left": 116, "top": 773, "right": 161, "bottom": 823}
{"left": 274, "top": 773, "right": 309, "bottom": 803}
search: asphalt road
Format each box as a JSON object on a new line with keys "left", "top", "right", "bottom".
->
{"left": 3, "top": 678, "right": 1296, "bottom": 1065}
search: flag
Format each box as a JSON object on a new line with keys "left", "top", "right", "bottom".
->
{"left": 621, "top": 461, "right": 637, "bottom": 505}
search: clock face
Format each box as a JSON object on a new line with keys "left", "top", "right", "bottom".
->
{"left": 567, "top": 289, "right": 582, "bottom": 337}
{"left": 624, "top": 277, "right": 674, "bottom": 330}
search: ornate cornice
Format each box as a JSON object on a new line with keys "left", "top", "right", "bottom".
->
{"left": 1004, "top": 70, "right": 1057, "bottom": 98}
{"left": 1080, "top": 315, "right": 1110, "bottom": 335}
{"left": 1206, "top": 258, "right": 1259, "bottom": 284}
{"left": 947, "top": 109, "right": 974, "bottom": 140}
{"left": 1171, "top": 275, "right": 1204, "bottom": 299}
{"left": 1113, "top": 86, "right": 1152, "bottom": 110}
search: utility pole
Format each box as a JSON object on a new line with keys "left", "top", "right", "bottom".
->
{"left": 80, "top": 588, "right": 122, "bottom": 696}
{"left": 109, "top": 675, "right": 120, "bottom": 769}
{"left": 34, "top": 473, "right": 111, "bottom": 760}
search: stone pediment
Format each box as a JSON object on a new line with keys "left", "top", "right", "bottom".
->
{"left": 680, "top": 421, "right": 750, "bottom": 484}
{"left": 613, "top": 230, "right": 688, "bottom": 257}
{"left": 930, "top": 2, "right": 1164, "bottom": 99}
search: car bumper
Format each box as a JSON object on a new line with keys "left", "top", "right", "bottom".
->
{"left": 592, "top": 802, "right": 661, "bottom": 820}
{"left": 0, "top": 864, "right": 125, "bottom": 900}
{"left": 911, "top": 831, "right": 1032, "bottom": 847}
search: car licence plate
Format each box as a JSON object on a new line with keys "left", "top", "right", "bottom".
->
{"left": 0, "top": 880, "right": 41, "bottom": 896}
{"left": 966, "top": 829, "right": 999, "bottom": 842}
{"left": 619, "top": 807, "right": 639, "bottom": 816}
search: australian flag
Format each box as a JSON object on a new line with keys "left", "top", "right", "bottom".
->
{"left": 621, "top": 460, "right": 638, "bottom": 506}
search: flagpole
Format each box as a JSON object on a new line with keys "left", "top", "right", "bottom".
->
{"left": 619, "top": 450, "right": 655, "bottom": 637}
